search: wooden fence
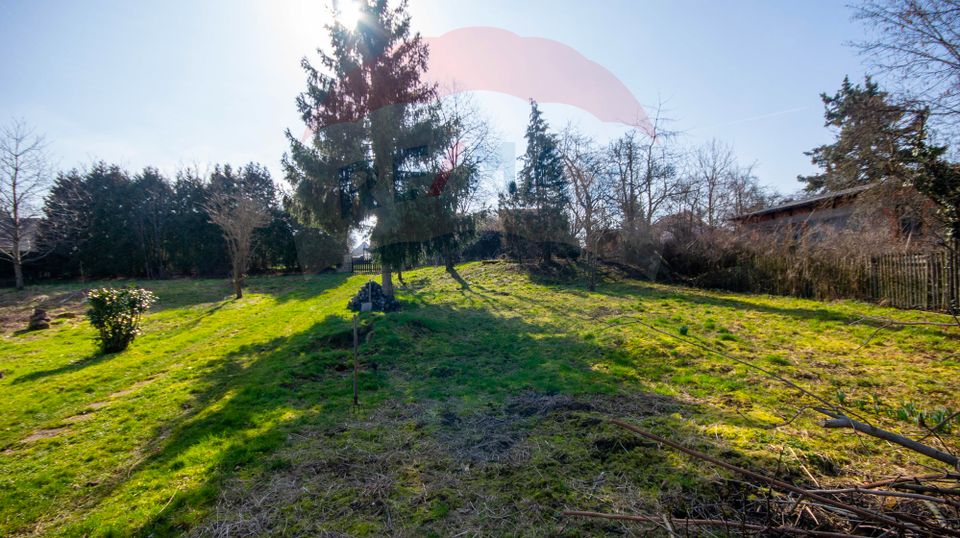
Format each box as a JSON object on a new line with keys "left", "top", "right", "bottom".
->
{"left": 729, "top": 250, "right": 959, "bottom": 312}
{"left": 869, "top": 251, "right": 959, "bottom": 312}
{"left": 351, "top": 260, "right": 382, "bottom": 274}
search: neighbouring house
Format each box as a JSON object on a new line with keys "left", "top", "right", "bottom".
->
{"left": 729, "top": 184, "right": 939, "bottom": 249}
{"left": 729, "top": 185, "right": 871, "bottom": 232}
{"left": 0, "top": 217, "right": 41, "bottom": 254}
{"left": 338, "top": 241, "right": 373, "bottom": 273}
{"left": 351, "top": 241, "right": 372, "bottom": 261}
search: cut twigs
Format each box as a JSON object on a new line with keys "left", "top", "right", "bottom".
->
{"left": 563, "top": 511, "right": 861, "bottom": 537}
{"left": 806, "top": 487, "right": 960, "bottom": 508}
{"left": 856, "top": 473, "right": 960, "bottom": 489}
{"left": 609, "top": 419, "right": 960, "bottom": 537}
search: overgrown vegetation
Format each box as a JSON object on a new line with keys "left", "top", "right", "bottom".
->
{"left": 1, "top": 263, "right": 956, "bottom": 536}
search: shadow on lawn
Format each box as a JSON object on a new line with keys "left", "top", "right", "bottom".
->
{"left": 21, "top": 267, "right": 809, "bottom": 535}
{"left": 146, "top": 273, "right": 354, "bottom": 311}
{"left": 9, "top": 275, "right": 354, "bottom": 386}
{"left": 514, "top": 270, "right": 960, "bottom": 340}
{"left": 85, "top": 299, "right": 776, "bottom": 535}
{"left": 11, "top": 351, "right": 109, "bottom": 384}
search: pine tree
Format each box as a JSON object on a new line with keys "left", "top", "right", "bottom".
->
{"left": 514, "top": 100, "right": 570, "bottom": 262}
{"left": 284, "top": 0, "right": 438, "bottom": 299}
{"left": 799, "top": 76, "right": 926, "bottom": 193}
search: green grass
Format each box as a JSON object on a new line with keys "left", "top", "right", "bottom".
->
{"left": 0, "top": 262, "right": 957, "bottom": 536}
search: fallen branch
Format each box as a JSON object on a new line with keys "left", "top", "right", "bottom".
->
{"left": 891, "top": 483, "right": 960, "bottom": 496}
{"left": 806, "top": 487, "right": 960, "bottom": 508}
{"left": 919, "top": 410, "right": 960, "bottom": 442}
{"left": 610, "top": 419, "right": 958, "bottom": 537}
{"left": 564, "top": 510, "right": 861, "bottom": 537}
{"left": 816, "top": 408, "right": 959, "bottom": 469}
{"left": 857, "top": 472, "right": 960, "bottom": 489}
{"left": 600, "top": 316, "right": 859, "bottom": 421}
{"left": 599, "top": 315, "right": 957, "bottom": 470}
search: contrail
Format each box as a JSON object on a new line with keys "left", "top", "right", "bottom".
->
{"left": 688, "top": 105, "right": 812, "bottom": 132}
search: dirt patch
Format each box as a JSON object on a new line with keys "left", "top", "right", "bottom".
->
{"left": 427, "top": 391, "right": 675, "bottom": 464}
{"left": 62, "top": 413, "right": 96, "bottom": 424}
{"left": 22, "top": 427, "right": 67, "bottom": 443}
{"left": 429, "top": 393, "right": 587, "bottom": 463}
{"left": 108, "top": 378, "right": 156, "bottom": 399}
{"left": 0, "top": 289, "right": 88, "bottom": 333}
{"left": 189, "top": 390, "right": 682, "bottom": 536}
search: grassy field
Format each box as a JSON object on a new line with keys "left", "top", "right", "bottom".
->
{"left": 0, "top": 262, "right": 957, "bottom": 536}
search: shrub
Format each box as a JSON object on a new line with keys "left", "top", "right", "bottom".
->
{"left": 86, "top": 287, "right": 157, "bottom": 353}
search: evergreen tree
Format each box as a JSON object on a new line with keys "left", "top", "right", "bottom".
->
{"left": 800, "top": 76, "right": 926, "bottom": 192}
{"left": 168, "top": 170, "right": 229, "bottom": 277}
{"left": 912, "top": 140, "right": 960, "bottom": 253}
{"left": 130, "top": 168, "right": 174, "bottom": 279}
{"left": 77, "top": 163, "right": 139, "bottom": 277}
{"left": 285, "top": 0, "right": 438, "bottom": 299}
{"left": 512, "top": 100, "right": 570, "bottom": 262}
{"left": 40, "top": 169, "right": 91, "bottom": 277}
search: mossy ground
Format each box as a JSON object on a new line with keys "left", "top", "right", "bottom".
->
{"left": 0, "top": 262, "right": 957, "bottom": 536}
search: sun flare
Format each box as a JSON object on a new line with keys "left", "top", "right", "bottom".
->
{"left": 335, "top": 0, "right": 363, "bottom": 29}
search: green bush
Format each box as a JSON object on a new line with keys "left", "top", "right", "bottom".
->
{"left": 86, "top": 287, "right": 157, "bottom": 353}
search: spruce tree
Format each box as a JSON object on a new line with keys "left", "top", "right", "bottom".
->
{"left": 514, "top": 100, "right": 570, "bottom": 262}
{"left": 284, "top": 0, "right": 438, "bottom": 299}
{"left": 799, "top": 76, "right": 926, "bottom": 193}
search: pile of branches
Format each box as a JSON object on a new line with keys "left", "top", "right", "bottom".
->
{"left": 567, "top": 419, "right": 959, "bottom": 537}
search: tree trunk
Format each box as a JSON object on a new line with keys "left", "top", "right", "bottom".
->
{"left": 588, "top": 252, "right": 597, "bottom": 291}
{"left": 13, "top": 259, "right": 24, "bottom": 291}
{"left": 233, "top": 262, "right": 243, "bottom": 299}
{"left": 381, "top": 266, "right": 394, "bottom": 298}
{"left": 443, "top": 242, "right": 455, "bottom": 274}
{"left": 12, "top": 228, "right": 24, "bottom": 290}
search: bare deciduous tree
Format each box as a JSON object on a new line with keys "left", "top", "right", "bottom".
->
{"left": 0, "top": 119, "right": 52, "bottom": 290}
{"left": 204, "top": 190, "right": 269, "bottom": 299}
{"left": 608, "top": 104, "right": 685, "bottom": 264}
{"left": 436, "top": 90, "right": 500, "bottom": 216}
{"left": 854, "top": 0, "right": 960, "bottom": 134}
{"left": 561, "top": 127, "right": 612, "bottom": 290}
{"left": 693, "top": 139, "right": 736, "bottom": 228}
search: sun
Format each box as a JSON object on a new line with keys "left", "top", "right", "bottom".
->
{"left": 335, "top": 0, "right": 363, "bottom": 29}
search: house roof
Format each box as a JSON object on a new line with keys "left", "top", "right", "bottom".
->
{"left": 350, "top": 241, "right": 370, "bottom": 257}
{"left": 731, "top": 184, "right": 872, "bottom": 221}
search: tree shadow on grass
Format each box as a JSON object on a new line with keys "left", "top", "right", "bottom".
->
{"left": 518, "top": 272, "right": 960, "bottom": 341}
{"left": 14, "top": 278, "right": 812, "bottom": 536}
{"left": 25, "top": 273, "right": 358, "bottom": 314}
{"left": 101, "top": 302, "right": 781, "bottom": 535}
{"left": 11, "top": 350, "right": 111, "bottom": 384}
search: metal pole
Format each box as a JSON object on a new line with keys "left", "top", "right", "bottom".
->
{"left": 353, "top": 314, "right": 359, "bottom": 406}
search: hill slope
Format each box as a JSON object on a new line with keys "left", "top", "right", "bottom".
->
{"left": 0, "top": 263, "right": 957, "bottom": 536}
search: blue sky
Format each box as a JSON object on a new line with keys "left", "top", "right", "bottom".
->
{"left": 0, "top": 0, "right": 870, "bottom": 196}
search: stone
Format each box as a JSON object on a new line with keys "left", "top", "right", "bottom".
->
{"left": 27, "top": 308, "right": 51, "bottom": 331}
